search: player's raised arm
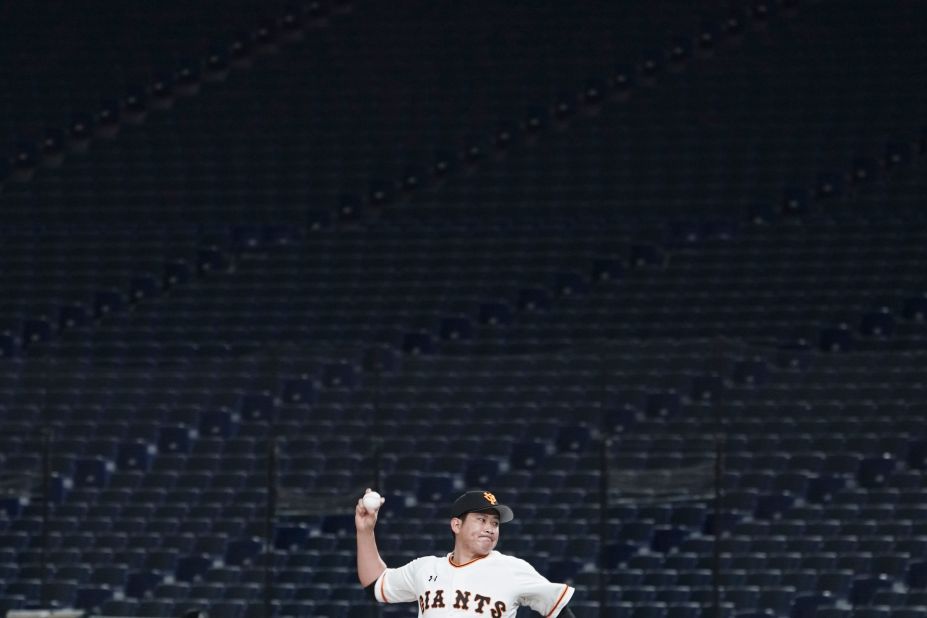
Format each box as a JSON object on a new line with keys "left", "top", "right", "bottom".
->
{"left": 355, "top": 488, "right": 387, "bottom": 587}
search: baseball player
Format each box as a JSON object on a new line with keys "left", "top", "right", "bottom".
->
{"left": 356, "top": 488, "right": 576, "bottom": 617}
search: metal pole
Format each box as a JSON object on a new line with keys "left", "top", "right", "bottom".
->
{"left": 374, "top": 364, "right": 383, "bottom": 618}
{"left": 41, "top": 427, "right": 52, "bottom": 608}
{"left": 598, "top": 351, "right": 611, "bottom": 618}
{"left": 712, "top": 424, "right": 724, "bottom": 618}
{"left": 264, "top": 432, "right": 277, "bottom": 618}
{"left": 373, "top": 365, "right": 383, "bottom": 492}
{"left": 598, "top": 438, "right": 609, "bottom": 618}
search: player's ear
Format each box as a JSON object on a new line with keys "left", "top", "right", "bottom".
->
{"left": 450, "top": 517, "right": 462, "bottom": 534}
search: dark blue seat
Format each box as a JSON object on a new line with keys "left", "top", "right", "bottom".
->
{"left": 510, "top": 440, "right": 549, "bottom": 470}
{"left": 670, "top": 505, "right": 707, "bottom": 530}
{"left": 90, "top": 564, "right": 128, "bottom": 587}
{"left": 907, "top": 560, "right": 927, "bottom": 588}
{"left": 199, "top": 410, "right": 237, "bottom": 438}
{"left": 547, "top": 558, "right": 584, "bottom": 583}
{"left": 190, "top": 531, "right": 229, "bottom": 557}
{"left": 5, "top": 580, "right": 41, "bottom": 600}
{"left": 556, "top": 425, "right": 592, "bottom": 453}
{"left": 416, "top": 474, "right": 456, "bottom": 502}
{"left": 401, "top": 331, "right": 436, "bottom": 355}
{"left": 651, "top": 526, "right": 689, "bottom": 553}
{"left": 322, "top": 362, "right": 360, "bottom": 388}
{"left": 41, "top": 579, "right": 79, "bottom": 607}
{"left": 210, "top": 601, "right": 246, "bottom": 618}
{"left": 157, "top": 425, "right": 192, "bottom": 454}
{"left": 646, "top": 392, "right": 680, "bottom": 417}
{"left": 815, "top": 571, "right": 854, "bottom": 596}
{"left": 789, "top": 593, "right": 833, "bottom": 618}
{"left": 280, "top": 601, "right": 316, "bottom": 618}
{"left": 238, "top": 392, "right": 276, "bottom": 423}
{"left": 225, "top": 537, "right": 263, "bottom": 566}
{"left": 806, "top": 475, "right": 845, "bottom": 502}
{"left": 136, "top": 599, "right": 176, "bottom": 617}
{"left": 757, "top": 586, "right": 795, "bottom": 616}
{"left": 316, "top": 601, "right": 350, "bottom": 618}
{"left": 176, "top": 554, "right": 214, "bottom": 582}
{"left": 603, "top": 542, "right": 641, "bottom": 569}
{"left": 857, "top": 455, "right": 897, "bottom": 488}
{"left": 126, "top": 570, "right": 165, "bottom": 599}
{"left": 100, "top": 600, "right": 139, "bottom": 616}
{"left": 312, "top": 569, "right": 354, "bottom": 586}
{"left": 465, "top": 460, "right": 501, "bottom": 486}
{"left": 205, "top": 563, "right": 245, "bottom": 585}
{"left": 630, "top": 604, "right": 667, "bottom": 618}
{"left": 294, "top": 584, "right": 331, "bottom": 602}
{"left": 74, "top": 586, "right": 114, "bottom": 613}
{"left": 665, "top": 604, "right": 700, "bottom": 618}
{"left": 517, "top": 288, "right": 552, "bottom": 312}
{"left": 275, "top": 525, "right": 310, "bottom": 551}
{"left": 754, "top": 493, "right": 794, "bottom": 519}
{"left": 189, "top": 581, "right": 226, "bottom": 600}
{"left": 853, "top": 610, "right": 891, "bottom": 618}
{"left": 477, "top": 303, "right": 513, "bottom": 326}
{"left": 143, "top": 549, "right": 179, "bottom": 579}
{"left": 280, "top": 377, "right": 317, "bottom": 405}
{"left": 859, "top": 307, "right": 896, "bottom": 337}
{"left": 74, "top": 457, "right": 110, "bottom": 488}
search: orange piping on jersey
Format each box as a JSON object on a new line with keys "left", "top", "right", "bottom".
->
{"left": 447, "top": 553, "right": 490, "bottom": 568}
{"left": 379, "top": 572, "right": 389, "bottom": 603}
{"left": 545, "top": 584, "right": 570, "bottom": 618}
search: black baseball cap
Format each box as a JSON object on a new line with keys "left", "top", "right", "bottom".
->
{"left": 449, "top": 490, "right": 514, "bottom": 523}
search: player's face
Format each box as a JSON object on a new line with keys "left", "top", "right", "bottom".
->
{"left": 454, "top": 511, "right": 500, "bottom": 557}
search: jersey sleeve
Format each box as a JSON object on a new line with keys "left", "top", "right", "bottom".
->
{"left": 373, "top": 556, "right": 427, "bottom": 604}
{"left": 513, "top": 558, "right": 575, "bottom": 617}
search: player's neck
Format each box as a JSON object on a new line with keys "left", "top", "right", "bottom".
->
{"left": 451, "top": 546, "right": 490, "bottom": 566}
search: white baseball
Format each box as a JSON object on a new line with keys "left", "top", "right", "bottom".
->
{"left": 363, "top": 491, "right": 383, "bottom": 512}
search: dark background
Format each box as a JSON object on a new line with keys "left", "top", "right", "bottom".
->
{"left": 0, "top": 2, "right": 925, "bottom": 618}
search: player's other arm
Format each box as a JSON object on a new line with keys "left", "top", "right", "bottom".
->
{"left": 513, "top": 556, "right": 575, "bottom": 617}
{"left": 355, "top": 488, "right": 387, "bottom": 587}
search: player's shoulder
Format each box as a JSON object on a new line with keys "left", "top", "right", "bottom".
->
{"left": 399, "top": 554, "right": 442, "bottom": 571}
{"left": 490, "top": 550, "right": 536, "bottom": 571}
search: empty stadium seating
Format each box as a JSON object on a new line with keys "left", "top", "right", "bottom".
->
{"left": 0, "top": 1, "right": 925, "bottom": 618}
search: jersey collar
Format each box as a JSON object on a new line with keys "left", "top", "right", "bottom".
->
{"left": 447, "top": 551, "right": 494, "bottom": 568}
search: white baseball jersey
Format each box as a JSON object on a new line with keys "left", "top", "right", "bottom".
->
{"left": 373, "top": 550, "right": 574, "bottom": 617}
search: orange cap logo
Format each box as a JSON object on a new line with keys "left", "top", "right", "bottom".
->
{"left": 483, "top": 492, "right": 498, "bottom": 505}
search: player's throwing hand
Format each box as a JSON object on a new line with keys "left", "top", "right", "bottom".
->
{"left": 355, "top": 488, "right": 384, "bottom": 532}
